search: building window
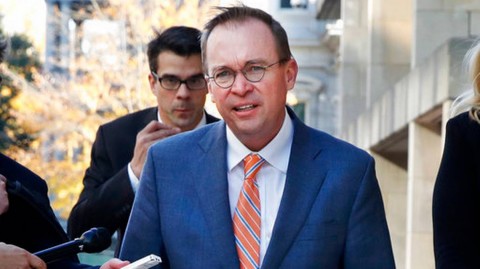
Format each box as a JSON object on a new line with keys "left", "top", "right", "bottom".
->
{"left": 281, "top": 0, "right": 308, "bottom": 9}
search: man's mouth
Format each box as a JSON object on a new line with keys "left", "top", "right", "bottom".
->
{"left": 174, "top": 107, "right": 191, "bottom": 112}
{"left": 234, "top": 104, "right": 256, "bottom": 111}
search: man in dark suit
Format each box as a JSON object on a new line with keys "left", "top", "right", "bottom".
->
{"left": 120, "top": 6, "right": 395, "bottom": 268}
{"left": 67, "top": 26, "right": 219, "bottom": 251}
{"left": 0, "top": 153, "right": 129, "bottom": 269}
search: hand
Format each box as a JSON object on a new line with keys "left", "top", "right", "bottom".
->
{"left": 130, "top": 121, "right": 180, "bottom": 178}
{"left": 99, "top": 258, "right": 130, "bottom": 269}
{"left": 0, "top": 174, "right": 8, "bottom": 215}
{"left": 0, "top": 242, "right": 46, "bottom": 269}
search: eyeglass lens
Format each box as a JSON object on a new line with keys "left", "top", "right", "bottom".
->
{"left": 154, "top": 73, "right": 206, "bottom": 91}
{"left": 211, "top": 61, "right": 282, "bottom": 89}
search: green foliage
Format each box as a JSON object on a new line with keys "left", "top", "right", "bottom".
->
{"left": 6, "top": 34, "right": 41, "bottom": 81}
{"left": 0, "top": 31, "right": 38, "bottom": 151}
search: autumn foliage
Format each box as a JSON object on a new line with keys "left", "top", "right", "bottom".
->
{"left": 2, "top": 0, "right": 219, "bottom": 219}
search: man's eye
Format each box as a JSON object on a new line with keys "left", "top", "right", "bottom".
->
{"left": 247, "top": 65, "right": 265, "bottom": 73}
{"left": 215, "top": 70, "right": 233, "bottom": 79}
{"left": 188, "top": 76, "right": 205, "bottom": 84}
{"left": 163, "top": 77, "right": 179, "bottom": 84}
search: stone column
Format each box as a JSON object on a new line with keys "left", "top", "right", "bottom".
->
{"left": 371, "top": 153, "right": 407, "bottom": 269}
{"left": 405, "top": 121, "right": 442, "bottom": 268}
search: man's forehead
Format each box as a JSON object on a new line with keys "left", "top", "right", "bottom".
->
{"left": 205, "top": 19, "right": 275, "bottom": 66}
{"left": 210, "top": 17, "right": 266, "bottom": 35}
{"left": 206, "top": 19, "right": 273, "bottom": 51}
{"left": 156, "top": 53, "right": 203, "bottom": 74}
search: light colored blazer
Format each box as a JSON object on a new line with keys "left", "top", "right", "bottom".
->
{"left": 119, "top": 108, "right": 395, "bottom": 269}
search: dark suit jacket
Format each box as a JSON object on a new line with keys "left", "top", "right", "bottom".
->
{"left": 120, "top": 107, "right": 395, "bottom": 268}
{"left": 0, "top": 153, "right": 92, "bottom": 269}
{"left": 68, "top": 107, "right": 219, "bottom": 251}
{"left": 433, "top": 111, "right": 480, "bottom": 268}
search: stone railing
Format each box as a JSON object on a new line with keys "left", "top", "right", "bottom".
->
{"left": 342, "top": 37, "right": 475, "bottom": 149}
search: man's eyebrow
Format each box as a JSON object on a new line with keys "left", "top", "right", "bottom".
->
{"left": 157, "top": 72, "right": 203, "bottom": 77}
{"left": 210, "top": 65, "right": 230, "bottom": 73}
{"left": 156, "top": 72, "right": 177, "bottom": 77}
{"left": 245, "top": 59, "right": 266, "bottom": 65}
{"left": 160, "top": 72, "right": 204, "bottom": 78}
{"left": 210, "top": 59, "right": 267, "bottom": 72}
{"left": 189, "top": 73, "right": 206, "bottom": 77}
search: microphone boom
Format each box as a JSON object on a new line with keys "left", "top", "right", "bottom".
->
{"left": 34, "top": 227, "right": 111, "bottom": 263}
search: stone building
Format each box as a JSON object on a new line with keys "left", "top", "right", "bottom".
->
{"left": 44, "top": 0, "right": 121, "bottom": 80}
{"left": 335, "top": 0, "right": 480, "bottom": 268}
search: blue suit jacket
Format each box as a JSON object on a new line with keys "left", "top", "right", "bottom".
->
{"left": 120, "top": 108, "right": 395, "bottom": 268}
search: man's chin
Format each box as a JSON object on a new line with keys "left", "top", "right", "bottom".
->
{"left": 172, "top": 119, "right": 195, "bottom": 131}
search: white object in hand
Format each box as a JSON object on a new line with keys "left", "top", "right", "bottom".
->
{"left": 122, "top": 254, "right": 162, "bottom": 269}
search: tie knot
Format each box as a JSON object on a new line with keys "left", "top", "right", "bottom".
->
{"left": 244, "top": 154, "right": 265, "bottom": 180}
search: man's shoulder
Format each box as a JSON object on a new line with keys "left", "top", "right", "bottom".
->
{"left": 0, "top": 153, "right": 48, "bottom": 192}
{"left": 288, "top": 107, "right": 370, "bottom": 160}
{"left": 101, "top": 107, "right": 157, "bottom": 130}
{"left": 302, "top": 124, "right": 372, "bottom": 162}
{"left": 205, "top": 111, "right": 221, "bottom": 123}
{"left": 175, "top": 121, "right": 222, "bottom": 142}
{"left": 151, "top": 121, "right": 223, "bottom": 151}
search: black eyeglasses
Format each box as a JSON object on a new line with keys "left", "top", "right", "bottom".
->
{"left": 151, "top": 72, "right": 207, "bottom": 91}
{"left": 207, "top": 60, "right": 286, "bottom": 89}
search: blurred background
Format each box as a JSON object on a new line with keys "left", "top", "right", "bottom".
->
{"left": 0, "top": 0, "right": 479, "bottom": 268}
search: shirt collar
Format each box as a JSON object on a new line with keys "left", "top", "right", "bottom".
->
{"left": 227, "top": 108, "right": 294, "bottom": 173}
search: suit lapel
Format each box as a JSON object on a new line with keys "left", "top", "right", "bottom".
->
{"left": 262, "top": 113, "right": 328, "bottom": 269}
{"left": 194, "top": 122, "right": 240, "bottom": 268}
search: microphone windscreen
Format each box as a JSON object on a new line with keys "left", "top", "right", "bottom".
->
{"left": 81, "top": 227, "right": 111, "bottom": 253}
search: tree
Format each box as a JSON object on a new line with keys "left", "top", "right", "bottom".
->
{"left": 5, "top": 0, "right": 219, "bottom": 219}
{"left": 0, "top": 30, "right": 39, "bottom": 151}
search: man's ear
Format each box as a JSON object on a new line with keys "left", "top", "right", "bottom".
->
{"left": 285, "top": 58, "right": 298, "bottom": 91}
{"left": 148, "top": 73, "right": 157, "bottom": 95}
{"left": 208, "top": 82, "right": 217, "bottom": 103}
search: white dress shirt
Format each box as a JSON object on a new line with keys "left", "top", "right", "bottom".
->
{"left": 227, "top": 109, "right": 294, "bottom": 266}
{"left": 128, "top": 111, "right": 207, "bottom": 192}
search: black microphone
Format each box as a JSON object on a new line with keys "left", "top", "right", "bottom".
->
{"left": 34, "top": 227, "right": 111, "bottom": 263}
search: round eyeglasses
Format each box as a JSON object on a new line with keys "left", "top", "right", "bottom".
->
{"left": 151, "top": 72, "right": 207, "bottom": 91}
{"left": 207, "top": 60, "right": 286, "bottom": 89}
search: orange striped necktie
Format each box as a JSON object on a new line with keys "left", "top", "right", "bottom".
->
{"left": 233, "top": 154, "right": 265, "bottom": 269}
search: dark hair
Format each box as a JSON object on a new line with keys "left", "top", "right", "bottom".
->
{"left": 201, "top": 5, "right": 293, "bottom": 70}
{"left": 147, "top": 26, "right": 202, "bottom": 72}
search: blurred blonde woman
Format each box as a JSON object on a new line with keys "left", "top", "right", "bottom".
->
{"left": 433, "top": 39, "right": 480, "bottom": 268}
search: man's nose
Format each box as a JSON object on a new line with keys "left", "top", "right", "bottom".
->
{"left": 229, "top": 72, "right": 253, "bottom": 95}
{"left": 175, "top": 82, "right": 191, "bottom": 98}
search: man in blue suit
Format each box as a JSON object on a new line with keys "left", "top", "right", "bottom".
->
{"left": 120, "top": 5, "right": 395, "bottom": 268}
